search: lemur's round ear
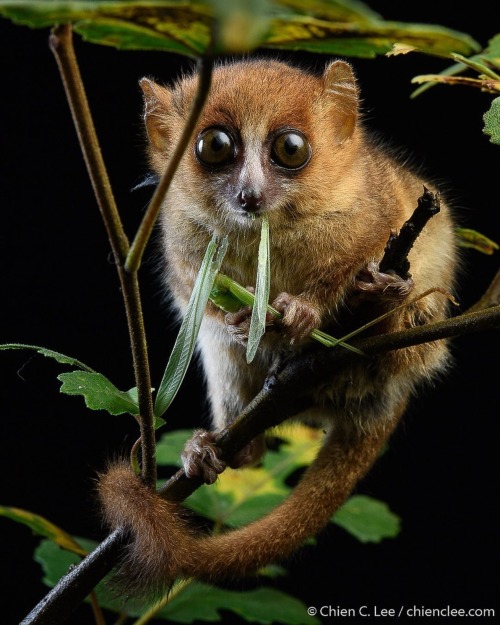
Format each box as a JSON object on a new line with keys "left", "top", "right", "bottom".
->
{"left": 322, "top": 61, "right": 358, "bottom": 144}
{"left": 139, "top": 78, "right": 171, "bottom": 152}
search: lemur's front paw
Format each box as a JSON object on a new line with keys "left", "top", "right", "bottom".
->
{"left": 355, "top": 261, "right": 414, "bottom": 302}
{"left": 181, "top": 430, "right": 227, "bottom": 484}
{"left": 225, "top": 305, "right": 253, "bottom": 344}
{"left": 272, "top": 292, "right": 321, "bottom": 343}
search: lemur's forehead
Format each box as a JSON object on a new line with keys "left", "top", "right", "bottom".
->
{"left": 191, "top": 61, "right": 321, "bottom": 140}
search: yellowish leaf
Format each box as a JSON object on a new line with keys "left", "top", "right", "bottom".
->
{"left": 0, "top": 506, "right": 87, "bottom": 556}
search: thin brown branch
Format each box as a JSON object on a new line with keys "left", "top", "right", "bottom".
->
{"left": 379, "top": 186, "right": 440, "bottom": 278}
{"left": 49, "top": 24, "right": 129, "bottom": 263}
{"left": 49, "top": 24, "right": 156, "bottom": 486}
{"left": 125, "top": 55, "right": 213, "bottom": 273}
{"left": 20, "top": 302, "right": 499, "bottom": 625}
{"left": 162, "top": 303, "right": 500, "bottom": 500}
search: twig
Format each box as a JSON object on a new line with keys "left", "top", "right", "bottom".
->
{"left": 48, "top": 25, "right": 129, "bottom": 264}
{"left": 49, "top": 24, "right": 156, "bottom": 486}
{"left": 379, "top": 186, "right": 440, "bottom": 278}
{"left": 20, "top": 303, "right": 500, "bottom": 625}
{"left": 162, "top": 303, "right": 500, "bottom": 500}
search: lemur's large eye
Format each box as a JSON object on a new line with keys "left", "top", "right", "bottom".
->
{"left": 271, "top": 130, "right": 311, "bottom": 170}
{"left": 196, "top": 127, "right": 235, "bottom": 167}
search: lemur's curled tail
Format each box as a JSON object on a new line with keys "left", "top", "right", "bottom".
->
{"left": 98, "top": 407, "right": 402, "bottom": 602}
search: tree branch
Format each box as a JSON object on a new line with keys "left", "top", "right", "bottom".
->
{"left": 125, "top": 55, "right": 213, "bottom": 273}
{"left": 49, "top": 24, "right": 157, "bottom": 485}
{"left": 48, "top": 24, "right": 129, "bottom": 264}
{"left": 20, "top": 302, "right": 500, "bottom": 625}
{"left": 379, "top": 186, "right": 440, "bottom": 278}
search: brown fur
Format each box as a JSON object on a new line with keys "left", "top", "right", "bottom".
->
{"left": 98, "top": 59, "right": 457, "bottom": 599}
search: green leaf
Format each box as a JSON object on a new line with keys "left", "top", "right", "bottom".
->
{"left": 483, "top": 96, "right": 500, "bottom": 145}
{"left": 57, "top": 370, "right": 140, "bottom": 416}
{"left": 0, "top": 507, "right": 87, "bottom": 555}
{"left": 481, "top": 33, "right": 500, "bottom": 70}
{"left": 332, "top": 494, "right": 400, "bottom": 543}
{"left": 0, "top": 1, "right": 211, "bottom": 56}
{"left": 247, "top": 214, "right": 270, "bottom": 364}
{"left": 263, "top": 15, "right": 478, "bottom": 58}
{"left": 264, "top": 424, "right": 324, "bottom": 481}
{"left": 456, "top": 228, "right": 499, "bottom": 254}
{"left": 154, "top": 235, "right": 228, "bottom": 419}
{"left": 0, "top": 0, "right": 479, "bottom": 58}
{"left": 156, "top": 581, "right": 321, "bottom": 625}
{"left": 0, "top": 343, "right": 95, "bottom": 372}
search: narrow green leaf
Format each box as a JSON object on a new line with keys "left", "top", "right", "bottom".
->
{"left": 154, "top": 235, "right": 228, "bottom": 419}
{"left": 333, "top": 494, "right": 400, "bottom": 543}
{"left": 451, "top": 53, "right": 500, "bottom": 80}
{"left": 0, "top": 507, "right": 87, "bottom": 556}
{"left": 456, "top": 227, "right": 499, "bottom": 254}
{"left": 247, "top": 215, "right": 270, "bottom": 364}
{"left": 156, "top": 581, "right": 321, "bottom": 625}
{"left": 0, "top": 343, "right": 95, "bottom": 372}
{"left": 483, "top": 96, "right": 500, "bottom": 145}
{"left": 57, "top": 371, "right": 140, "bottom": 416}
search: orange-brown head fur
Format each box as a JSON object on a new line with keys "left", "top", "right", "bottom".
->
{"left": 142, "top": 60, "right": 364, "bottom": 236}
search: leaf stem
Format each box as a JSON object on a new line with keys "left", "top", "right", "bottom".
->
{"left": 49, "top": 24, "right": 156, "bottom": 485}
{"left": 125, "top": 55, "right": 213, "bottom": 273}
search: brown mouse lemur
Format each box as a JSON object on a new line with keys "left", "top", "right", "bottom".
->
{"left": 98, "top": 59, "right": 457, "bottom": 599}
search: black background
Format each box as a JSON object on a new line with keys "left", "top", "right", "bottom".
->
{"left": 0, "top": 3, "right": 498, "bottom": 624}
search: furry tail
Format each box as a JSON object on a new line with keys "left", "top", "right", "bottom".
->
{"left": 98, "top": 407, "right": 402, "bottom": 601}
